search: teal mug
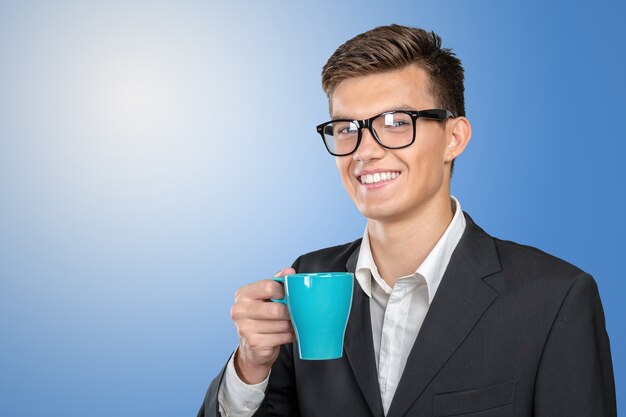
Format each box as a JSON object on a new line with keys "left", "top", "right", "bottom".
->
{"left": 272, "top": 272, "right": 354, "bottom": 360}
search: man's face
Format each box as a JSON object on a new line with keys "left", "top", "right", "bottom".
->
{"left": 331, "top": 65, "right": 454, "bottom": 223}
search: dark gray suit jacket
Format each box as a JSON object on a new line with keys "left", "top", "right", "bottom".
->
{"left": 198, "top": 213, "right": 616, "bottom": 417}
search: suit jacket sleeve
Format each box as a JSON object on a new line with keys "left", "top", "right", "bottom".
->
{"left": 197, "top": 359, "right": 229, "bottom": 417}
{"left": 533, "top": 273, "right": 616, "bottom": 416}
{"left": 197, "top": 256, "right": 303, "bottom": 417}
{"left": 251, "top": 343, "right": 300, "bottom": 417}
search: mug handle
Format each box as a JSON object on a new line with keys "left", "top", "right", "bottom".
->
{"left": 270, "top": 276, "right": 287, "bottom": 304}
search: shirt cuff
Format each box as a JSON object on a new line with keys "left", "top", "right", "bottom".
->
{"left": 218, "top": 350, "right": 270, "bottom": 417}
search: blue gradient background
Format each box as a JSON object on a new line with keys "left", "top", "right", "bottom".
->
{"left": 1, "top": 1, "right": 624, "bottom": 415}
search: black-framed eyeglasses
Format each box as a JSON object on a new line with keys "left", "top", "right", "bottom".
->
{"left": 315, "top": 109, "right": 455, "bottom": 156}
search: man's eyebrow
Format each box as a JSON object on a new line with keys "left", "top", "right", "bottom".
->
{"left": 331, "top": 104, "right": 418, "bottom": 120}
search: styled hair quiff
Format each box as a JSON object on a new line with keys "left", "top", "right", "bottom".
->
{"left": 321, "top": 24, "right": 465, "bottom": 119}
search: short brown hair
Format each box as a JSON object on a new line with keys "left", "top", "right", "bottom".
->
{"left": 322, "top": 24, "right": 465, "bottom": 118}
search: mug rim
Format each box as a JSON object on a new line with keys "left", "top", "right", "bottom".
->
{"left": 286, "top": 272, "right": 353, "bottom": 278}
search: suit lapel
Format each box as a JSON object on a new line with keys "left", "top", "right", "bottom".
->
{"left": 386, "top": 213, "right": 502, "bottom": 417}
{"left": 343, "top": 246, "right": 385, "bottom": 417}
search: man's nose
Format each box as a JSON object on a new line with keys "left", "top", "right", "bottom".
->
{"left": 353, "top": 128, "right": 385, "bottom": 162}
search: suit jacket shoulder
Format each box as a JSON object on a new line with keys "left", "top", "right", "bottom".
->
{"left": 291, "top": 238, "right": 362, "bottom": 273}
{"left": 451, "top": 213, "right": 593, "bottom": 300}
{"left": 493, "top": 235, "right": 587, "bottom": 280}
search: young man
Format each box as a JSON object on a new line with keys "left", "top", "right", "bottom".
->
{"left": 198, "top": 24, "right": 616, "bottom": 417}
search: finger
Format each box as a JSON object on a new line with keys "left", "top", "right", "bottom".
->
{"left": 239, "top": 319, "right": 294, "bottom": 335}
{"left": 244, "top": 332, "right": 296, "bottom": 350}
{"left": 274, "top": 267, "right": 296, "bottom": 277}
{"left": 235, "top": 279, "right": 286, "bottom": 301}
{"left": 232, "top": 299, "right": 291, "bottom": 321}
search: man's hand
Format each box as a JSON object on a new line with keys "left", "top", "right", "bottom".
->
{"left": 230, "top": 268, "right": 296, "bottom": 384}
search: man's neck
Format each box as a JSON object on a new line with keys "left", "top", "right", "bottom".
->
{"left": 367, "top": 195, "right": 455, "bottom": 288}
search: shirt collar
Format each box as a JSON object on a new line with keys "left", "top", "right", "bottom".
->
{"left": 355, "top": 195, "right": 466, "bottom": 304}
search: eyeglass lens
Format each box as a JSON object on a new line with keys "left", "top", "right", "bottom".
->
{"left": 323, "top": 111, "right": 414, "bottom": 155}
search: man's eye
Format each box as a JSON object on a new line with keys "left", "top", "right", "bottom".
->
{"left": 335, "top": 124, "right": 357, "bottom": 135}
{"left": 390, "top": 121, "right": 408, "bottom": 127}
{"left": 382, "top": 113, "right": 411, "bottom": 129}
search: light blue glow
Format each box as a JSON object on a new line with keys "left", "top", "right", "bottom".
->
{"left": 0, "top": 1, "right": 624, "bottom": 415}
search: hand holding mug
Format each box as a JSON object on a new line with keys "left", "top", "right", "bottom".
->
{"left": 231, "top": 268, "right": 296, "bottom": 384}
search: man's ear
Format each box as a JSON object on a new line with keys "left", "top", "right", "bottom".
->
{"left": 444, "top": 117, "right": 472, "bottom": 163}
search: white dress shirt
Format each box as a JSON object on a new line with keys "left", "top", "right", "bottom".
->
{"left": 218, "top": 196, "right": 466, "bottom": 416}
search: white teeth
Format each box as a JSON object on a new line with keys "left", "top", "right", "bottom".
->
{"left": 359, "top": 171, "right": 400, "bottom": 184}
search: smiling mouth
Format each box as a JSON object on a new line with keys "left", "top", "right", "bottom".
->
{"left": 359, "top": 171, "right": 400, "bottom": 185}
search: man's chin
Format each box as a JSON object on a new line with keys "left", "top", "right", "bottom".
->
{"left": 358, "top": 205, "right": 406, "bottom": 224}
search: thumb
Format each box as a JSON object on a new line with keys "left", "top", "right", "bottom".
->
{"left": 274, "top": 267, "right": 296, "bottom": 277}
